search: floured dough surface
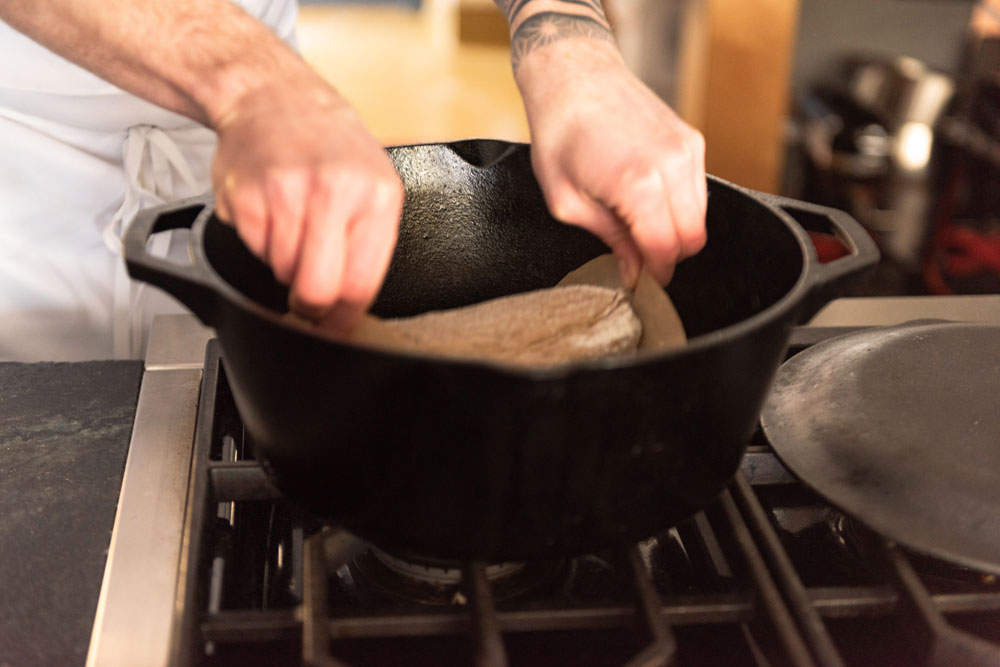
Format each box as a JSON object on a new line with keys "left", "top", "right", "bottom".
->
{"left": 558, "top": 254, "right": 687, "bottom": 351}
{"left": 354, "top": 285, "right": 642, "bottom": 366}
{"left": 296, "top": 253, "right": 686, "bottom": 367}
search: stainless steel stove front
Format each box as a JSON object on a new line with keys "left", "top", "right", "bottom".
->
{"left": 87, "top": 315, "right": 212, "bottom": 667}
{"left": 85, "top": 296, "right": 1000, "bottom": 666}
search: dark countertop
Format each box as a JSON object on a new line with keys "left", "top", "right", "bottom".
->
{"left": 0, "top": 361, "right": 142, "bottom": 667}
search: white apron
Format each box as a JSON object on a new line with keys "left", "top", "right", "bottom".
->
{"left": 0, "top": 0, "right": 298, "bottom": 361}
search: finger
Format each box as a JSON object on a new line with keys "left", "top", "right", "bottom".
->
{"left": 316, "top": 179, "right": 403, "bottom": 331}
{"left": 215, "top": 197, "right": 233, "bottom": 224}
{"left": 666, "top": 131, "right": 708, "bottom": 257}
{"left": 616, "top": 167, "right": 681, "bottom": 285}
{"left": 264, "top": 169, "right": 309, "bottom": 285}
{"left": 228, "top": 182, "right": 271, "bottom": 261}
{"left": 673, "top": 194, "right": 707, "bottom": 261}
{"left": 661, "top": 168, "right": 705, "bottom": 262}
{"left": 694, "top": 166, "right": 708, "bottom": 252}
{"left": 211, "top": 166, "right": 235, "bottom": 224}
{"left": 545, "top": 180, "right": 643, "bottom": 289}
{"left": 693, "top": 131, "right": 709, "bottom": 219}
{"left": 288, "top": 179, "right": 350, "bottom": 320}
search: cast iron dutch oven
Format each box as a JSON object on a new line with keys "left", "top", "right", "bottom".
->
{"left": 125, "top": 140, "right": 878, "bottom": 561}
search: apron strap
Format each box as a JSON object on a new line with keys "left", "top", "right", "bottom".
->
{"left": 106, "top": 124, "right": 213, "bottom": 358}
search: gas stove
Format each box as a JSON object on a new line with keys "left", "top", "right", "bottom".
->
{"left": 86, "top": 297, "right": 1000, "bottom": 666}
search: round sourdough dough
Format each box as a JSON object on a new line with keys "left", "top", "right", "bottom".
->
{"left": 294, "top": 253, "right": 685, "bottom": 366}
{"left": 365, "top": 284, "right": 642, "bottom": 366}
{"left": 557, "top": 254, "right": 686, "bottom": 351}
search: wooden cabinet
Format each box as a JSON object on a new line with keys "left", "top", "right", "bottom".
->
{"left": 677, "top": 0, "right": 800, "bottom": 193}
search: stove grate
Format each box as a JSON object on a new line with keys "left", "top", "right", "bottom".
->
{"left": 168, "top": 337, "right": 1000, "bottom": 667}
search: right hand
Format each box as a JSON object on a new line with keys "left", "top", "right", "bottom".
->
{"left": 514, "top": 40, "right": 707, "bottom": 288}
{"left": 211, "top": 73, "right": 404, "bottom": 333}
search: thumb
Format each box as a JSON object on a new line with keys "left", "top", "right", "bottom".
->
{"left": 543, "top": 180, "right": 644, "bottom": 289}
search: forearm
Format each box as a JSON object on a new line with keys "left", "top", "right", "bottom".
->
{"left": 493, "top": 0, "right": 618, "bottom": 72}
{"left": 493, "top": 0, "right": 706, "bottom": 287}
{"left": 0, "top": 0, "right": 322, "bottom": 127}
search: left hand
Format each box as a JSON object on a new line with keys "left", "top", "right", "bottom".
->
{"left": 515, "top": 39, "right": 707, "bottom": 287}
{"left": 210, "top": 72, "right": 404, "bottom": 333}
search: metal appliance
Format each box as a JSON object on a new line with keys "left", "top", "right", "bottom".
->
{"left": 794, "top": 56, "right": 956, "bottom": 291}
{"left": 85, "top": 299, "right": 1000, "bottom": 666}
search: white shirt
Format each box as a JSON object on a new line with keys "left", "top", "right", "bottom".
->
{"left": 0, "top": 0, "right": 298, "bottom": 361}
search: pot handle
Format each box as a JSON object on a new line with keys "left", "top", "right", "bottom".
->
{"left": 123, "top": 195, "right": 219, "bottom": 326}
{"left": 760, "top": 194, "right": 881, "bottom": 322}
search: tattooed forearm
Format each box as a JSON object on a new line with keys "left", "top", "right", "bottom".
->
{"left": 495, "top": 0, "right": 609, "bottom": 31}
{"left": 497, "top": 0, "right": 531, "bottom": 26}
{"left": 559, "top": 0, "right": 607, "bottom": 17}
{"left": 510, "top": 12, "right": 614, "bottom": 72}
{"left": 494, "top": 0, "right": 615, "bottom": 72}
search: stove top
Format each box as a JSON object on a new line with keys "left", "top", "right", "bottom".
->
{"left": 86, "top": 300, "right": 1000, "bottom": 666}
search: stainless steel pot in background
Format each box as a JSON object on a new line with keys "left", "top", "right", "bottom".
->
{"left": 794, "top": 56, "right": 955, "bottom": 278}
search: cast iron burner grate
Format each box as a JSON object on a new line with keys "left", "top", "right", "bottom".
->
{"left": 169, "top": 332, "right": 1000, "bottom": 666}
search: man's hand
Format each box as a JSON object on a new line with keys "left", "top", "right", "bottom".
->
{"left": 0, "top": 0, "right": 404, "bottom": 331}
{"left": 212, "top": 75, "right": 403, "bottom": 331}
{"left": 496, "top": 0, "right": 707, "bottom": 287}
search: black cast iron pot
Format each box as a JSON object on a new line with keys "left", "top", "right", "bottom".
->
{"left": 125, "top": 140, "right": 878, "bottom": 561}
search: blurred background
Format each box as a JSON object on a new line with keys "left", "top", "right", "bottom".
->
{"left": 297, "top": 0, "right": 1000, "bottom": 297}
{"left": 297, "top": 0, "right": 529, "bottom": 144}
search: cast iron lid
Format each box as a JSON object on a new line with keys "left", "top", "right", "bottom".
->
{"left": 761, "top": 321, "right": 1000, "bottom": 574}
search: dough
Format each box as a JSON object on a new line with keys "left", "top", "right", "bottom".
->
{"left": 296, "top": 253, "right": 686, "bottom": 366}
{"left": 351, "top": 285, "right": 642, "bottom": 366}
{"left": 557, "top": 254, "right": 686, "bottom": 351}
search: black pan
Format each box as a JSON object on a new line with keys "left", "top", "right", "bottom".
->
{"left": 125, "top": 139, "right": 878, "bottom": 561}
{"left": 761, "top": 321, "right": 1000, "bottom": 574}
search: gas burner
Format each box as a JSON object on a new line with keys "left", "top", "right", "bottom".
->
{"left": 344, "top": 545, "right": 567, "bottom": 606}
{"left": 371, "top": 548, "right": 526, "bottom": 585}
{"left": 833, "top": 513, "right": 1000, "bottom": 588}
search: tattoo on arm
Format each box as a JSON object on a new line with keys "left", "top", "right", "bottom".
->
{"left": 497, "top": 0, "right": 532, "bottom": 25}
{"left": 510, "top": 12, "right": 614, "bottom": 72}
{"left": 559, "top": 0, "right": 607, "bottom": 17}
{"left": 496, "top": 0, "right": 609, "bottom": 31}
